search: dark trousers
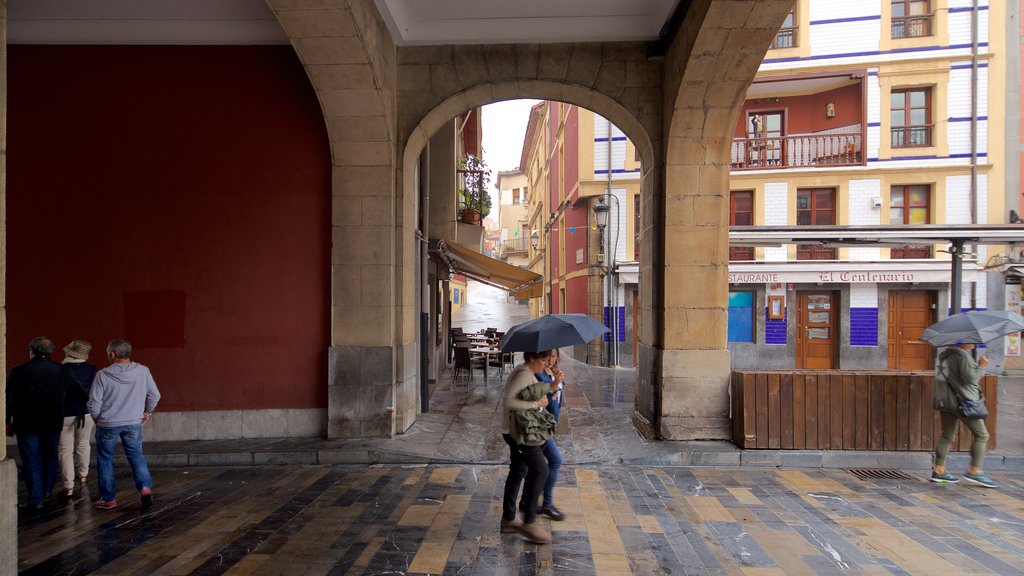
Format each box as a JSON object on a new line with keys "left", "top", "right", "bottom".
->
{"left": 502, "top": 433, "right": 548, "bottom": 524}
{"left": 17, "top": 431, "right": 61, "bottom": 506}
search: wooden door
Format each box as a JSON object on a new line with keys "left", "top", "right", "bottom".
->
{"left": 796, "top": 291, "right": 837, "bottom": 369}
{"left": 887, "top": 290, "right": 934, "bottom": 370}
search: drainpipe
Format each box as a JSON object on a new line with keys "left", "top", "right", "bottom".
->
{"left": 968, "top": 0, "right": 979, "bottom": 310}
{"left": 606, "top": 118, "right": 615, "bottom": 366}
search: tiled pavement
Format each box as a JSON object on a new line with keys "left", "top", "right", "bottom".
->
{"left": 14, "top": 281, "right": 1024, "bottom": 573}
{"left": 17, "top": 463, "right": 1024, "bottom": 575}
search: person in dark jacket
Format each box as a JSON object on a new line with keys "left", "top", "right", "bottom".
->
{"left": 5, "top": 337, "right": 66, "bottom": 509}
{"left": 58, "top": 339, "right": 97, "bottom": 496}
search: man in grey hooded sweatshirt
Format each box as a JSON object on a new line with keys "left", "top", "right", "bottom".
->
{"left": 88, "top": 338, "right": 161, "bottom": 510}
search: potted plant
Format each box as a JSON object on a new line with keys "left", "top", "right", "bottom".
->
{"left": 458, "top": 153, "right": 491, "bottom": 225}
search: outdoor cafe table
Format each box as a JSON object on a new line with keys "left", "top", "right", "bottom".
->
{"left": 470, "top": 347, "right": 503, "bottom": 383}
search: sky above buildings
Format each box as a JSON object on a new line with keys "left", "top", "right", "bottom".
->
{"left": 482, "top": 99, "right": 539, "bottom": 206}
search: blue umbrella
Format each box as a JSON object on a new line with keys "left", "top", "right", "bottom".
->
{"left": 920, "top": 310, "right": 1024, "bottom": 347}
{"left": 498, "top": 314, "right": 610, "bottom": 353}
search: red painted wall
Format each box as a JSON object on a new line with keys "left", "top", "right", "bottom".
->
{"left": 548, "top": 103, "right": 561, "bottom": 283}
{"left": 735, "top": 83, "right": 863, "bottom": 136}
{"left": 6, "top": 46, "right": 331, "bottom": 412}
{"left": 564, "top": 276, "right": 588, "bottom": 314}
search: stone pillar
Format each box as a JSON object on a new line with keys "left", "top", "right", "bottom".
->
{"left": 0, "top": 1, "right": 17, "bottom": 570}
{"left": 270, "top": 0, "right": 406, "bottom": 438}
{"left": 649, "top": 0, "right": 793, "bottom": 440}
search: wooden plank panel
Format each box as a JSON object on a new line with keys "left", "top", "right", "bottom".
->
{"left": 883, "top": 375, "right": 897, "bottom": 451}
{"left": 854, "top": 373, "right": 869, "bottom": 450}
{"left": 896, "top": 374, "right": 910, "bottom": 451}
{"left": 780, "top": 373, "right": 794, "bottom": 449}
{"left": 869, "top": 374, "right": 884, "bottom": 451}
{"left": 755, "top": 372, "right": 769, "bottom": 449}
{"left": 817, "top": 373, "right": 830, "bottom": 450}
{"left": 907, "top": 374, "right": 922, "bottom": 451}
{"left": 767, "top": 372, "right": 781, "bottom": 449}
{"left": 984, "top": 375, "right": 998, "bottom": 451}
{"left": 731, "top": 372, "right": 740, "bottom": 445}
{"left": 804, "top": 373, "right": 818, "bottom": 449}
{"left": 830, "top": 374, "right": 843, "bottom": 450}
{"left": 920, "top": 374, "right": 934, "bottom": 450}
{"left": 742, "top": 372, "right": 756, "bottom": 448}
{"left": 793, "top": 373, "right": 806, "bottom": 450}
{"left": 841, "top": 373, "right": 855, "bottom": 450}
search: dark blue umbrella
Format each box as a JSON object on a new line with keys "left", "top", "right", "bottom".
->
{"left": 920, "top": 310, "right": 1024, "bottom": 347}
{"left": 498, "top": 314, "right": 610, "bottom": 353}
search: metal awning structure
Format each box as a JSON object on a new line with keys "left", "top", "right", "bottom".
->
{"left": 729, "top": 224, "right": 1024, "bottom": 314}
{"left": 434, "top": 240, "right": 542, "bottom": 300}
{"left": 729, "top": 224, "right": 1024, "bottom": 248}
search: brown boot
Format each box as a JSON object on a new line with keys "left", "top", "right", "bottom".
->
{"left": 519, "top": 522, "right": 551, "bottom": 544}
{"left": 500, "top": 517, "right": 522, "bottom": 533}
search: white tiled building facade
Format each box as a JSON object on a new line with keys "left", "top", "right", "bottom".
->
{"left": 727, "top": 0, "right": 1011, "bottom": 371}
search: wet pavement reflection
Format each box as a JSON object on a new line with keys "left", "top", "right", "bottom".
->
{"left": 17, "top": 463, "right": 1024, "bottom": 575}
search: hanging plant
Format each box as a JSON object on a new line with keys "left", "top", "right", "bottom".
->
{"left": 457, "top": 153, "right": 492, "bottom": 223}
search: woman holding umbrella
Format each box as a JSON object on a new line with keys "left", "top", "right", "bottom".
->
{"left": 931, "top": 342, "right": 995, "bottom": 488}
{"left": 922, "top": 310, "right": 1023, "bottom": 489}
{"left": 499, "top": 350, "right": 553, "bottom": 544}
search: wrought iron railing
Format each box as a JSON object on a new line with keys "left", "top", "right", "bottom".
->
{"left": 497, "top": 237, "right": 529, "bottom": 258}
{"left": 730, "top": 132, "right": 862, "bottom": 170}
{"left": 890, "top": 125, "right": 933, "bottom": 148}
{"left": 892, "top": 14, "right": 933, "bottom": 39}
{"left": 770, "top": 26, "right": 796, "bottom": 49}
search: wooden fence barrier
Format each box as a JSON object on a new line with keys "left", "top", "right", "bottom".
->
{"left": 731, "top": 370, "right": 998, "bottom": 451}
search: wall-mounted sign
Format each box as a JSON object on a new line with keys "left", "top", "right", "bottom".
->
{"left": 729, "top": 267, "right": 972, "bottom": 285}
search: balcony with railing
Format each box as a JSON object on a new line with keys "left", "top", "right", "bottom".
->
{"left": 892, "top": 14, "right": 933, "bottom": 39}
{"left": 496, "top": 237, "right": 529, "bottom": 259}
{"left": 730, "top": 131, "right": 863, "bottom": 170}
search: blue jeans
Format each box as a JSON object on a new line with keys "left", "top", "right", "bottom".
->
{"left": 17, "top": 431, "right": 61, "bottom": 506}
{"left": 95, "top": 424, "right": 153, "bottom": 502}
{"left": 541, "top": 437, "right": 562, "bottom": 508}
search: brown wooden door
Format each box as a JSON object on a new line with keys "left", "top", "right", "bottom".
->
{"left": 887, "top": 290, "right": 934, "bottom": 370}
{"left": 796, "top": 291, "right": 837, "bottom": 369}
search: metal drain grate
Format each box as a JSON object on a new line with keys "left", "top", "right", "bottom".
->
{"left": 847, "top": 468, "right": 915, "bottom": 481}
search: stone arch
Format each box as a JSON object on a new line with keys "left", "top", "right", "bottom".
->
{"left": 646, "top": 0, "right": 796, "bottom": 440}
{"left": 402, "top": 82, "right": 656, "bottom": 175}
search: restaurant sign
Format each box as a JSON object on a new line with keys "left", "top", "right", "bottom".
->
{"left": 729, "top": 268, "right": 970, "bottom": 284}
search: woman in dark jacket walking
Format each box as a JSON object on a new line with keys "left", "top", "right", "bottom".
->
{"left": 58, "top": 339, "right": 97, "bottom": 496}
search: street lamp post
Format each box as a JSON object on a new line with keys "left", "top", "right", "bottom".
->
{"left": 592, "top": 198, "right": 611, "bottom": 366}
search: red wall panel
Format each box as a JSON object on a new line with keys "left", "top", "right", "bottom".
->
{"left": 736, "top": 83, "right": 863, "bottom": 136}
{"left": 564, "top": 276, "right": 589, "bottom": 314}
{"left": 6, "top": 45, "right": 331, "bottom": 411}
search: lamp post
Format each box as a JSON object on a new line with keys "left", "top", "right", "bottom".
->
{"left": 592, "top": 198, "right": 611, "bottom": 366}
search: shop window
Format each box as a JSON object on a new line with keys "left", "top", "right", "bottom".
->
{"left": 730, "top": 191, "right": 754, "bottom": 261}
{"left": 796, "top": 188, "right": 837, "bottom": 260}
{"left": 770, "top": 8, "right": 797, "bottom": 49}
{"left": 728, "top": 291, "right": 755, "bottom": 343}
{"left": 891, "top": 88, "right": 932, "bottom": 147}
{"left": 892, "top": 0, "right": 933, "bottom": 38}
{"left": 890, "top": 185, "right": 932, "bottom": 258}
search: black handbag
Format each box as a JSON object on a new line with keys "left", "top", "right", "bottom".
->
{"left": 938, "top": 364, "right": 988, "bottom": 419}
{"left": 957, "top": 396, "right": 989, "bottom": 420}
